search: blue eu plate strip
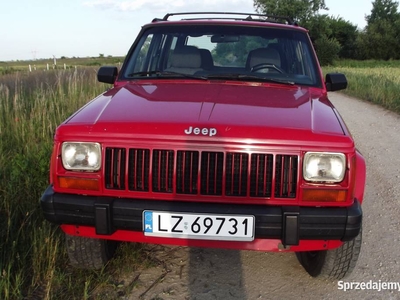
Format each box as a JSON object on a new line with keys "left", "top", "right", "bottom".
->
{"left": 143, "top": 211, "right": 153, "bottom": 233}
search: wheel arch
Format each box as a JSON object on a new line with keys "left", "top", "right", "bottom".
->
{"left": 354, "top": 150, "right": 366, "bottom": 204}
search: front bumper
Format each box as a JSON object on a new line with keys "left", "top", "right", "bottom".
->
{"left": 41, "top": 185, "right": 362, "bottom": 247}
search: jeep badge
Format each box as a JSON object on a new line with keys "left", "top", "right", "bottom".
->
{"left": 184, "top": 126, "right": 217, "bottom": 137}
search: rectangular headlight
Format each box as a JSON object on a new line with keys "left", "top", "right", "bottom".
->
{"left": 61, "top": 142, "right": 101, "bottom": 171}
{"left": 303, "top": 152, "right": 346, "bottom": 183}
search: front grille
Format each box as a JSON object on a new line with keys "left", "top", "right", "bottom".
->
{"left": 152, "top": 150, "right": 174, "bottom": 193}
{"left": 275, "top": 155, "right": 298, "bottom": 198}
{"left": 128, "top": 149, "right": 150, "bottom": 191}
{"left": 226, "top": 153, "right": 248, "bottom": 196}
{"left": 105, "top": 148, "right": 298, "bottom": 199}
{"left": 176, "top": 151, "right": 199, "bottom": 194}
{"left": 250, "top": 154, "right": 273, "bottom": 197}
{"left": 105, "top": 148, "right": 126, "bottom": 190}
{"left": 201, "top": 152, "right": 223, "bottom": 195}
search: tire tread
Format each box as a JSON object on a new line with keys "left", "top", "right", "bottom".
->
{"left": 296, "top": 228, "right": 362, "bottom": 280}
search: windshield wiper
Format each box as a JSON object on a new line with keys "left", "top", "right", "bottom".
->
{"left": 127, "top": 70, "right": 207, "bottom": 80}
{"left": 206, "top": 73, "right": 295, "bottom": 85}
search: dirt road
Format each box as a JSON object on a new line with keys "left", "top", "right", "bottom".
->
{"left": 122, "top": 92, "right": 400, "bottom": 300}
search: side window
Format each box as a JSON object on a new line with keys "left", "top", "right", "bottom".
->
{"left": 165, "top": 36, "right": 178, "bottom": 68}
{"left": 187, "top": 36, "right": 215, "bottom": 51}
{"left": 133, "top": 35, "right": 153, "bottom": 73}
{"left": 298, "top": 41, "right": 317, "bottom": 81}
{"left": 186, "top": 35, "right": 216, "bottom": 68}
{"left": 295, "top": 42, "right": 306, "bottom": 74}
{"left": 125, "top": 33, "right": 172, "bottom": 75}
{"left": 124, "top": 34, "right": 154, "bottom": 75}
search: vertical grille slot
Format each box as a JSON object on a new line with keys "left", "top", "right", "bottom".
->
{"left": 275, "top": 155, "right": 298, "bottom": 198}
{"left": 250, "top": 154, "right": 273, "bottom": 197}
{"left": 225, "top": 153, "right": 248, "bottom": 196}
{"left": 105, "top": 148, "right": 126, "bottom": 190}
{"left": 201, "top": 152, "right": 223, "bottom": 195}
{"left": 128, "top": 149, "right": 150, "bottom": 191}
{"left": 176, "top": 151, "right": 199, "bottom": 194}
{"left": 152, "top": 150, "right": 174, "bottom": 193}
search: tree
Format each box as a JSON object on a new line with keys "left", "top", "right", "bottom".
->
{"left": 254, "top": 0, "right": 328, "bottom": 22}
{"left": 366, "top": 0, "right": 400, "bottom": 25}
{"left": 357, "top": 19, "right": 400, "bottom": 60}
{"left": 253, "top": 1, "right": 342, "bottom": 64}
{"left": 358, "top": 0, "right": 400, "bottom": 60}
{"left": 302, "top": 14, "right": 333, "bottom": 41}
{"left": 325, "top": 17, "right": 359, "bottom": 59}
{"left": 314, "top": 35, "right": 341, "bottom": 65}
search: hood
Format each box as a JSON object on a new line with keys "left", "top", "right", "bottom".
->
{"left": 61, "top": 81, "right": 349, "bottom": 147}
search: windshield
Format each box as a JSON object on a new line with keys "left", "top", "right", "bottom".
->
{"left": 121, "top": 24, "right": 322, "bottom": 87}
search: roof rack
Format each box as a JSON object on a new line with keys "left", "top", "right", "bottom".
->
{"left": 157, "top": 12, "right": 296, "bottom": 25}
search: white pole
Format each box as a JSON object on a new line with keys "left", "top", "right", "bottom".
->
{"left": 47, "top": 63, "right": 49, "bottom": 71}
{"left": 29, "top": 65, "right": 32, "bottom": 72}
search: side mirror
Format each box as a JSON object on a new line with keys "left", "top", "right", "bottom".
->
{"left": 97, "top": 66, "right": 118, "bottom": 84}
{"left": 325, "top": 73, "right": 347, "bottom": 92}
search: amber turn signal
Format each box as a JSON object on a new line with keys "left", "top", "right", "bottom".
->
{"left": 58, "top": 177, "right": 100, "bottom": 191}
{"left": 302, "top": 189, "right": 347, "bottom": 202}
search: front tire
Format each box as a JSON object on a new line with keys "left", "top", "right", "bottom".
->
{"left": 65, "top": 234, "right": 118, "bottom": 270}
{"left": 296, "top": 229, "right": 362, "bottom": 280}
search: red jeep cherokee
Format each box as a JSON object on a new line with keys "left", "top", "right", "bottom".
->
{"left": 41, "top": 12, "right": 365, "bottom": 279}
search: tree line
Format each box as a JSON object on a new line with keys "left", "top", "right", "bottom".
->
{"left": 254, "top": 0, "right": 400, "bottom": 65}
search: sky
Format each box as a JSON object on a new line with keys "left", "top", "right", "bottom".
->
{"left": 0, "top": 0, "right": 373, "bottom": 61}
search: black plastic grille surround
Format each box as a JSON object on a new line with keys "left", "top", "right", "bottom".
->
{"left": 105, "top": 148, "right": 298, "bottom": 198}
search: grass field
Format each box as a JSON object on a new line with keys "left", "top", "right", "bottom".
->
{"left": 0, "top": 56, "right": 125, "bottom": 75}
{"left": 325, "top": 59, "right": 400, "bottom": 114}
{"left": 0, "top": 67, "right": 151, "bottom": 299}
{"left": 1, "top": 58, "right": 399, "bottom": 299}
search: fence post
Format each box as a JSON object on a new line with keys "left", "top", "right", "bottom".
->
{"left": 29, "top": 65, "right": 32, "bottom": 72}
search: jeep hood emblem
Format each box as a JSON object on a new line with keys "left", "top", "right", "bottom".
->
{"left": 184, "top": 126, "right": 217, "bottom": 137}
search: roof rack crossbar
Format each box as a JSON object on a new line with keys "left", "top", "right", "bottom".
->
{"left": 180, "top": 17, "right": 288, "bottom": 24}
{"left": 162, "top": 12, "right": 294, "bottom": 25}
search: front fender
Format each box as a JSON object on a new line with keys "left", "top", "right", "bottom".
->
{"left": 354, "top": 150, "right": 366, "bottom": 204}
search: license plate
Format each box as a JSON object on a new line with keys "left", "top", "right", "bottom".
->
{"left": 143, "top": 211, "right": 255, "bottom": 241}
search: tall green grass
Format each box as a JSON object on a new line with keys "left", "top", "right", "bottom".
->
{"left": 0, "top": 68, "right": 166, "bottom": 299}
{"left": 0, "top": 69, "right": 112, "bottom": 299}
{"left": 325, "top": 64, "right": 400, "bottom": 114}
{"left": 332, "top": 59, "right": 400, "bottom": 69}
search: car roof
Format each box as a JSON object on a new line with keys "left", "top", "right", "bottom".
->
{"left": 142, "top": 12, "right": 308, "bottom": 32}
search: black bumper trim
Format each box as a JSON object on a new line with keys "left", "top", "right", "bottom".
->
{"left": 41, "top": 186, "right": 362, "bottom": 244}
